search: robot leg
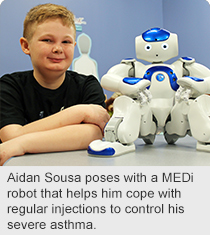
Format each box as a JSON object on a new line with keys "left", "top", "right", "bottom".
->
{"left": 88, "top": 95, "right": 141, "bottom": 156}
{"left": 164, "top": 101, "right": 190, "bottom": 144}
{"left": 111, "top": 96, "right": 141, "bottom": 144}
{"left": 139, "top": 105, "right": 157, "bottom": 144}
{"left": 188, "top": 94, "right": 210, "bottom": 152}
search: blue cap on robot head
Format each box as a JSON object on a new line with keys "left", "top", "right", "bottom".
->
{"left": 142, "top": 27, "right": 170, "bottom": 42}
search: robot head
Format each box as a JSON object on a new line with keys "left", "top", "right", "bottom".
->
{"left": 135, "top": 28, "right": 178, "bottom": 63}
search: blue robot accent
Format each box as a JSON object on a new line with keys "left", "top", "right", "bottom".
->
{"left": 142, "top": 27, "right": 170, "bottom": 42}
{"left": 88, "top": 146, "right": 115, "bottom": 156}
{"left": 123, "top": 77, "right": 143, "bottom": 85}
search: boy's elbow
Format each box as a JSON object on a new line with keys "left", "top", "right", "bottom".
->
{"left": 86, "top": 125, "right": 102, "bottom": 143}
{"left": 0, "top": 124, "right": 23, "bottom": 142}
{"left": 94, "top": 125, "right": 104, "bottom": 140}
{"left": 86, "top": 125, "right": 103, "bottom": 146}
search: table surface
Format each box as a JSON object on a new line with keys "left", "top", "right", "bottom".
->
{"left": 4, "top": 135, "right": 210, "bottom": 166}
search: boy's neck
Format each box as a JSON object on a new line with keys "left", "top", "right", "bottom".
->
{"left": 33, "top": 70, "right": 66, "bottom": 90}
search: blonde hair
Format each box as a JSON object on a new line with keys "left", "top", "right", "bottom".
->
{"left": 23, "top": 3, "right": 76, "bottom": 41}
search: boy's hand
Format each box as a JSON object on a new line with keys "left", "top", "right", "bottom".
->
{"left": 83, "top": 105, "right": 110, "bottom": 132}
{"left": 0, "top": 139, "right": 25, "bottom": 166}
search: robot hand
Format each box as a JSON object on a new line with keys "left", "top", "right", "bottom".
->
{"left": 138, "top": 88, "right": 152, "bottom": 105}
{"left": 177, "top": 76, "right": 208, "bottom": 98}
{"left": 175, "top": 86, "right": 192, "bottom": 102}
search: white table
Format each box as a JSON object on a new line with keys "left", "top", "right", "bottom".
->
{"left": 4, "top": 135, "right": 210, "bottom": 166}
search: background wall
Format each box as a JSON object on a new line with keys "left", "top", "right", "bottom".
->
{"left": 0, "top": 0, "right": 210, "bottom": 97}
{"left": 163, "top": 0, "right": 210, "bottom": 68}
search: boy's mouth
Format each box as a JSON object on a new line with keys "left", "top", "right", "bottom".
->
{"left": 48, "top": 57, "right": 64, "bottom": 63}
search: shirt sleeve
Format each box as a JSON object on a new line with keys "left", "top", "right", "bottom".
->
{"left": 0, "top": 75, "right": 26, "bottom": 129}
{"left": 81, "top": 75, "right": 106, "bottom": 108}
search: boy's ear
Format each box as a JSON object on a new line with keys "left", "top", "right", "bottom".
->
{"left": 20, "top": 37, "right": 30, "bottom": 55}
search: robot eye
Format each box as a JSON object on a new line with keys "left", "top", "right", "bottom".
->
{"left": 161, "top": 43, "right": 169, "bottom": 50}
{"left": 145, "top": 44, "right": 152, "bottom": 51}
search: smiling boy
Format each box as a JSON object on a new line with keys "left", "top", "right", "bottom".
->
{"left": 0, "top": 4, "right": 110, "bottom": 165}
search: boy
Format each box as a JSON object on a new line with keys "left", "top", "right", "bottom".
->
{"left": 0, "top": 3, "right": 110, "bottom": 165}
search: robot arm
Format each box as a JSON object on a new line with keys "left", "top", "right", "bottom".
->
{"left": 176, "top": 57, "right": 210, "bottom": 99}
{"left": 177, "top": 76, "right": 210, "bottom": 97}
{"left": 101, "top": 59, "right": 151, "bottom": 98}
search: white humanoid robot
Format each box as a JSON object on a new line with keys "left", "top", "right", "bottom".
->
{"left": 88, "top": 27, "right": 210, "bottom": 156}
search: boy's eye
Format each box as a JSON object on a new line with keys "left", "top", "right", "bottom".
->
{"left": 62, "top": 40, "right": 71, "bottom": 44}
{"left": 42, "top": 39, "right": 52, "bottom": 42}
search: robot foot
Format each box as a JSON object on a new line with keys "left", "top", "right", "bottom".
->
{"left": 164, "top": 132, "right": 179, "bottom": 144}
{"left": 142, "top": 134, "right": 156, "bottom": 144}
{"left": 87, "top": 140, "right": 135, "bottom": 157}
{"left": 196, "top": 141, "right": 210, "bottom": 152}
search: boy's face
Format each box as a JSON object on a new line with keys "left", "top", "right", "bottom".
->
{"left": 22, "top": 18, "right": 76, "bottom": 78}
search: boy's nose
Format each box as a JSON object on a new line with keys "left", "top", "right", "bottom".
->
{"left": 52, "top": 45, "right": 63, "bottom": 54}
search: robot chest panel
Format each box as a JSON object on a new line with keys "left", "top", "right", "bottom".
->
{"left": 149, "top": 71, "right": 174, "bottom": 98}
{"left": 140, "top": 65, "right": 179, "bottom": 98}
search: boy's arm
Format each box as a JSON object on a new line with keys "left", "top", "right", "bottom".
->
{"left": 0, "top": 123, "right": 103, "bottom": 166}
{"left": 0, "top": 104, "right": 110, "bottom": 142}
{"left": 0, "top": 104, "right": 110, "bottom": 165}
